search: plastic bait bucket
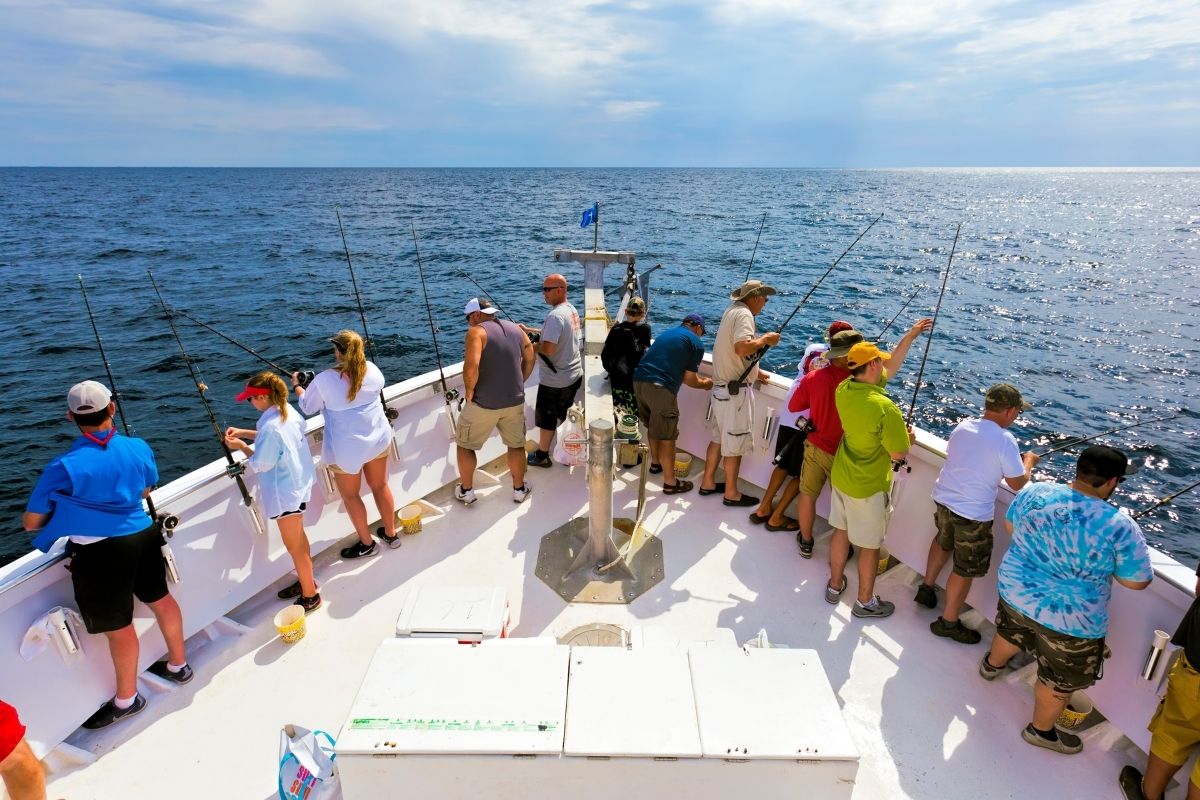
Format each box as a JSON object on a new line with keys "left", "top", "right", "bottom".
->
{"left": 399, "top": 504, "right": 424, "bottom": 535}
{"left": 877, "top": 545, "right": 892, "bottom": 575}
{"left": 1056, "top": 691, "right": 1093, "bottom": 729}
{"left": 274, "top": 606, "right": 307, "bottom": 644}
{"left": 674, "top": 452, "right": 693, "bottom": 478}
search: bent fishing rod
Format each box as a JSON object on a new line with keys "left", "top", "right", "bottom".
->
{"left": 892, "top": 223, "right": 962, "bottom": 474}
{"left": 78, "top": 276, "right": 177, "bottom": 533}
{"left": 1133, "top": 476, "right": 1200, "bottom": 520}
{"left": 147, "top": 271, "right": 255, "bottom": 510}
{"left": 874, "top": 286, "right": 922, "bottom": 343}
{"left": 744, "top": 212, "right": 767, "bottom": 283}
{"left": 335, "top": 207, "right": 398, "bottom": 421}
{"left": 729, "top": 212, "right": 883, "bottom": 394}
{"left": 171, "top": 308, "right": 314, "bottom": 387}
{"left": 412, "top": 222, "right": 458, "bottom": 410}
{"left": 1036, "top": 412, "right": 1186, "bottom": 457}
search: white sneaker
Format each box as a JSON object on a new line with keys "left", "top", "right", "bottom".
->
{"left": 454, "top": 484, "right": 477, "bottom": 505}
{"left": 512, "top": 483, "right": 532, "bottom": 503}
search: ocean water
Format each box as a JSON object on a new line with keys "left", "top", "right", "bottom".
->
{"left": 1, "top": 168, "right": 1197, "bottom": 569}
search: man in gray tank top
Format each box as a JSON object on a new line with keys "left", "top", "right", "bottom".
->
{"left": 455, "top": 298, "right": 537, "bottom": 505}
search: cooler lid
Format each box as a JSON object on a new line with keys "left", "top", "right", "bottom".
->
{"left": 395, "top": 586, "right": 507, "bottom": 636}
{"left": 689, "top": 648, "right": 859, "bottom": 760}
{"left": 564, "top": 648, "right": 702, "bottom": 758}
{"left": 337, "top": 639, "right": 569, "bottom": 756}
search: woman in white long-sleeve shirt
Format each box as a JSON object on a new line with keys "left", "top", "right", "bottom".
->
{"left": 224, "top": 372, "right": 321, "bottom": 612}
{"left": 293, "top": 330, "right": 398, "bottom": 558}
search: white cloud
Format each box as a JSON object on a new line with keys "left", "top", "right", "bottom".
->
{"left": 708, "top": 0, "right": 1015, "bottom": 40}
{"left": 604, "top": 99, "right": 660, "bottom": 117}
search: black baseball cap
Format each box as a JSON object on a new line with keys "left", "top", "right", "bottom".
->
{"left": 1078, "top": 445, "right": 1137, "bottom": 479}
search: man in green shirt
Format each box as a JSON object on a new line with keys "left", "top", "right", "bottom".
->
{"left": 824, "top": 341, "right": 914, "bottom": 619}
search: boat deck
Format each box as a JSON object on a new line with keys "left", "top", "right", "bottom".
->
{"left": 47, "top": 453, "right": 1150, "bottom": 799}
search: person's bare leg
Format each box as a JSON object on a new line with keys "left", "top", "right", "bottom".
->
{"left": 943, "top": 573, "right": 974, "bottom": 624}
{"left": 456, "top": 446, "right": 478, "bottom": 491}
{"left": 103, "top": 625, "right": 140, "bottom": 700}
{"left": 646, "top": 435, "right": 661, "bottom": 470}
{"left": 797, "top": 493, "right": 818, "bottom": 545}
{"left": 986, "top": 633, "right": 1021, "bottom": 671}
{"left": 723, "top": 455, "right": 743, "bottom": 500}
{"left": 363, "top": 456, "right": 396, "bottom": 540}
{"left": 856, "top": 547, "right": 880, "bottom": 604}
{"left": 145, "top": 592, "right": 187, "bottom": 667}
{"left": 768, "top": 478, "right": 801, "bottom": 526}
{"left": 333, "top": 471, "right": 371, "bottom": 545}
{"left": 538, "top": 427, "right": 554, "bottom": 453}
{"left": 1031, "top": 680, "right": 1072, "bottom": 732}
{"left": 921, "top": 539, "right": 951, "bottom": 589}
{"left": 828, "top": 528, "right": 849, "bottom": 592}
{"left": 1187, "top": 776, "right": 1200, "bottom": 800}
{"left": 660, "top": 439, "right": 678, "bottom": 485}
{"left": 278, "top": 516, "right": 317, "bottom": 597}
{"left": 506, "top": 447, "right": 527, "bottom": 489}
{"left": 0, "top": 738, "right": 46, "bottom": 800}
{"left": 701, "top": 441, "right": 722, "bottom": 490}
{"left": 1140, "top": 751, "right": 1184, "bottom": 800}
{"left": 755, "top": 467, "right": 788, "bottom": 519}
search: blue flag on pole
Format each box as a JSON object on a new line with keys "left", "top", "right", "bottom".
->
{"left": 579, "top": 203, "right": 598, "bottom": 228}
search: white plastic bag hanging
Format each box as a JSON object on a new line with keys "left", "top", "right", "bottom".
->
{"left": 278, "top": 724, "right": 341, "bottom": 800}
{"left": 553, "top": 405, "right": 587, "bottom": 467}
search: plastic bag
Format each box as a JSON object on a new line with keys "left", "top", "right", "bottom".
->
{"left": 278, "top": 724, "right": 341, "bottom": 800}
{"left": 553, "top": 406, "right": 587, "bottom": 467}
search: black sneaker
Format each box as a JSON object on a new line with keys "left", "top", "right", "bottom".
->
{"left": 797, "top": 535, "right": 814, "bottom": 559}
{"left": 340, "top": 540, "right": 377, "bottom": 559}
{"left": 82, "top": 694, "right": 147, "bottom": 730}
{"left": 277, "top": 580, "right": 303, "bottom": 600}
{"left": 914, "top": 583, "right": 937, "bottom": 609}
{"left": 930, "top": 617, "right": 981, "bottom": 644}
{"left": 375, "top": 526, "right": 402, "bottom": 549}
{"left": 527, "top": 451, "right": 553, "bottom": 468}
{"left": 147, "top": 660, "right": 194, "bottom": 685}
{"left": 295, "top": 593, "right": 323, "bottom": 613}
{"left": 1119, "top": 765, "right": 1147, "bottom": 800}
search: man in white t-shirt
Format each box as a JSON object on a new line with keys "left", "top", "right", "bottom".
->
{"left": 915, "top": 383, "right": 1039, "bottom": 643}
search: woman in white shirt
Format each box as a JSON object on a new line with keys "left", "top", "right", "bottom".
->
{"left": 225, "top": 372, "right": 321, "bottom": 612}
{"left": 293, "top": 330, "right": 398, "bottom": 559}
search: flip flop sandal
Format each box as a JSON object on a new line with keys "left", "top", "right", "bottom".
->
{"left": 662, "top": 479, "right": 693, "bottom": 495}
{"left": 748, "top": 512, "right": 770, "bottom": 525}
{"left": 649, "top": 463, "right": 663, "bottom": 474}
{"left": 765, "top": 517, "right": 800, "bottom": 532}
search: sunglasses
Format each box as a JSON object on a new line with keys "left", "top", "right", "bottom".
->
{"left": 541, "top": 285, "right": 564, "bottom": 292}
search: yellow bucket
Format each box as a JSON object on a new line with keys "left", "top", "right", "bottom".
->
{"left": 674, "top": 452, "right": 693, "bottom": 478}
{"left": 274, "top": 606, "right": 307, "bottom": 644}
{"left": 1056, "top": 691, "right": 1093, "bottom": 729}
{"left": 877, "top": 545, "right": 892, "bottom": 575}
{"left": 399, "top": 504, "right": 424, "bottom": 535}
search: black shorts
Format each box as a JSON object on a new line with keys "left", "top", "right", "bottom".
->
{"left": 271, "top": 502, "right": 307, "bottom": 520}
{"left": 774, "top": 425, "right": 808, "bottom": 477}
{"left": 534, "top": 379, "right": 582, "bottom": 431}
{"left": 71, "top": 524, "right": 169, "bottom": 634}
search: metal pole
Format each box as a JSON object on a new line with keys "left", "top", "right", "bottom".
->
{"left": 584, "top": 418, "right": 616, "bottom": 567}
{"left": 594, "top": 201, "right": 600, "bottom": 252}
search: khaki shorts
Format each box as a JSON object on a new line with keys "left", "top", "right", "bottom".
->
{"left": 706, "top": 385, "right": 754, "bottom": 457}
{"left": 994, "top": 599, "right": 1106, "bottom": 693}
{"left": 798, "top": 441, "right": 835, "bottom": 498}
{"left": 455, "top": 401, "right": 526, "bottom": 450}
{"left": 933, "top": 501, "right": 995, "bottom": 579}
{"left": 328, "top": 446, "right": 390, "bottom": 475}
{"left": 633, "top": 381, "right": 680, "bottom": 441}
{"left": 1149, "top": 654, "right": 1200, "bottom": 785}
{"left": 828, "top": 486, "right": 891, "bottom": 549}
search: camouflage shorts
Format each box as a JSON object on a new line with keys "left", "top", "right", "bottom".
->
{"left": 995, "top": 599, "right": 1107, "bottom": 693}
{"left": 933, "top": 502, "right": 995, "bottom": 578}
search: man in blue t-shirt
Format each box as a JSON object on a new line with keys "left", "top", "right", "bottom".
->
{"left": 23, "top": 381, "right": 192, "bottom": 730}
{"left": 631, "top": 313, "right": 713, "bottom": 494}
{"left": 980, "top": 445, "right": 1152, "bottom": 755}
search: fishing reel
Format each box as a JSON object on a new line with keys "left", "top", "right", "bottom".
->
{"left": 295, "top": 370, "right": 315, "bottom": 388}
{"left": 226, "top": 461, "right": 246, "bottom": 479}
{"left": 157, "top": 513, "right": 180, "bottom": 536}
{"left": 528, "top": 331, "right": 540, "bottom": 344}
{"left": 384, "top": 405, "right": 399, "bottom": 422}
{"left": 892, "top": 458, "right": 911, "bottom": 474}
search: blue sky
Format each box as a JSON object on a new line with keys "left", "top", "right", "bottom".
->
{"left": 1, "top": 0, "right": 1198, "bottom": 166}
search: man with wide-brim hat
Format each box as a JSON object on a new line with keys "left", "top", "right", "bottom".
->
{"left": 698, "top": 280, "right": 781, "bottom": 506}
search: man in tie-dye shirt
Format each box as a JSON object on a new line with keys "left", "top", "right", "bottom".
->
{"left": 981, "top": 445, "right": 1153, "bottom": 755}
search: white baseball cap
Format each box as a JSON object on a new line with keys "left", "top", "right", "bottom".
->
{"left": 463, "top": 298, "right": 498, "bottom": 316}
{"left": 67, "top": 380, "right": 112, "bottom": 413}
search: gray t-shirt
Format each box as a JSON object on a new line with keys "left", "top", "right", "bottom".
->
{"left": 540, "top": 302, "right": 583, "bottom": 388}
{"left": 712, "top": 302, "right": 757, "bottom": 384}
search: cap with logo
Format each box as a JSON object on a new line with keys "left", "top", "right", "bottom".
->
{"left": 463, "top": 298, "right": 498, "bottom": 316}
{"left": 845, "top": 342, "right": 890, "bottom": 370}
{"left": 1078, "top": 444, "right": 1138, "bottom": 479}
{"left": 67, "top": 380, "right": 112, "bottom": 413}
{"left": 826, "top": 329, "right": 865, "bottom": 359}
{"left": 730, "top": 280, "right": 778, "bottom": 302}
{"left": 985, "top": 383, "right": 1032, "bottom": 411}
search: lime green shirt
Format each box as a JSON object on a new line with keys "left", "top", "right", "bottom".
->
{"left": 830, "top": 375, "right": 909, "bottom": 498}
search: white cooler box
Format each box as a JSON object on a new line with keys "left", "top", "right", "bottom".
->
{"left": 394, "top": 586, "right": 509, "bottom": 643}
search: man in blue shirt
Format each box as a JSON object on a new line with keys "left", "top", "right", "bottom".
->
{"left": 980, "top": 445, "right": 1152, "bottom": 755}
{"left": 632, "top": 313, "right": 713, "bottom": 494}
{"left": 24, "top": 381, "right": 192, "bottom": 730}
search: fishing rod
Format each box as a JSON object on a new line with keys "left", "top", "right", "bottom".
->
{"left": 460, "top": 273, "right": 511, "bottom": 319}
{"left": 462, "top": 271, "right": 562, "bottom": 377}
{"left": 172, "top": 308, "right": 313, "bottom": 387}
{"left": 78, "top": 276, "right": 178, "bottom": 534}
{"left": 1036, "top": 412, "right": 1185, "bottom": 457}
{"left": 412, "top": 222, "right": 459, "bottom": 419}
{"left": 874, "top": 286, "right": 922, "bottom": 342}
{"left": 744, "top": 212, "right": 767, "bottom": 283}
{"left": 1133, "top": 477, "right": 1200, "bottom": 520}
{"left": 334, "top": 207, "right": 398, "bottom": 421}
{"left": 892, "top": 223, "right": 962, "bottom": 475}
{"left": 729, "top": 212, "right": 883, "bottom": 395}
{"left": 147, "top": 270, "right": 256, "bottom": 512}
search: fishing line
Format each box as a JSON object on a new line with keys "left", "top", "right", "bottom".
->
{"left": 1036, "top": 412, "right": 1185, "bottom": 457}
{"left": 411, "top": 222, "right": 459, "bottom": 416}
{"left": 744, "top": 212, "right": 767, "bottom": 283}
{"left": 148, "top": 270, "right": 255, "bottom": 510}
{"left": 873, "top": 285, "right": 922, "bottom": 343}
{"left": 78, "top": 275, "right": 177, "bottom": 533}
{"left": 334, "top": 207, "right": 397, "bottom": 421}
{"left": 729, "top": 212, "right": 883, "bottom": 394}
{"left": 172, "top": 308, "right": 313, "bottom": 387}
{"left": 1133, "top": 476, "right": 1200, "bottom": 520}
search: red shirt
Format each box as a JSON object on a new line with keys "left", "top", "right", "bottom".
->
{"left": 788, "top": 364, "right": 851, "bottom": 455}
{"left": 0, "top": 700, "right": 25, "bottom": 762}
